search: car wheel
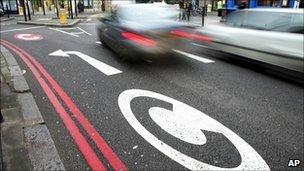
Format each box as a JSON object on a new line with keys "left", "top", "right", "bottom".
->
{"left": 116, "top": 49, "right": 138, "bottom": 62}
{"left": 100, "top": 38, "right": 107, "bottom": 47}
{"left": 116, "top": 48, "right": 128, "bottom": 60}
{"left": 98, "top": 32, "right": 108, "bottom": 47}
{"left": 100, "top": 40, "right": 108, "bottom": 48}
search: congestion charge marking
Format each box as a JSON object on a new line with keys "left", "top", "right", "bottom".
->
{"left": 14, "top": 33, "right": 43, "bottom": 41}
{"left": 118, "top": 89, "right": 270, "bottom": 171}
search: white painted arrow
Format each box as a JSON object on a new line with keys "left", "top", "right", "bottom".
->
{"left": 49, "top": 50, "right": 122, "bottom": 76}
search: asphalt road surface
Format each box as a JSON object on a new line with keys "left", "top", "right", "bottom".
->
{"left": 1, "top": 20, "right": 303, "bottom": 171}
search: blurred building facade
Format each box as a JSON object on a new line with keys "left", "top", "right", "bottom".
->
{"left": 1, "top": 0, "right": 19, "bottom": 14}
{"left": 217, "top": 0, "right": 303, "bottom": 9}
{"left": 0, "top": 0, "right": 302, "bottom": 14}
{"left": 135, "top": 0, "right": 303, "bottom": 10}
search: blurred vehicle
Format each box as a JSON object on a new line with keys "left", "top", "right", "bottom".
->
{"left": 96, "top": 4, "right": 211, "bottom": 60}
{"left": 199, "top": 8, "right": 304, "bottom": 73}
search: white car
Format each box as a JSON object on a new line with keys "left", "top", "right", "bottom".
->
{"left": 199, "top": 8, "right": 304, "bottom": 74}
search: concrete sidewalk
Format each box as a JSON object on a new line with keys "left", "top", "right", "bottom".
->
{"left": 17, "top": 18, "right": 81, "bottom": 27}
{"left": 2, "top": 12, "right": 100, "bottom": 27}
{"left": 2, "top": 11, "right": 99, "bottom": 20}
{"left": 0, "top": 45, "right": 65, "bottom": 170}
{"left": 16, "top": 13, "right": 84, "bottom": 27}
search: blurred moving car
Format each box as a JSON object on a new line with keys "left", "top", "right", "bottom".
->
{"left": 96, "top": 4, "right": 211, "bottom": 60}
{"left": 199, "top": 8, "right": 304, "bottom": 73}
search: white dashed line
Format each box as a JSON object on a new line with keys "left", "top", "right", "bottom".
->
{"left": 172, "top": 49, "right": 215, "bottom": 63}
{"left": 78, "top": 23, "right": 96, "bottom": 26}
{"left": 49, "top": 27, "right": 79, "bottom": 37}
{"left": 77, "top": 27, "right": 92, "bottom": 36}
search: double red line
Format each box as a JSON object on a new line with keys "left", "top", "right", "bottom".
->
{"left": 1, "top": 40, "right": 127, "bottom": 171}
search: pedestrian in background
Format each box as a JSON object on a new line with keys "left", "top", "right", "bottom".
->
{"left": 60, "top": 2, "right": 64, "bottom": 9}
{"left": 238, "top": 1, "right": 247, "bottom": 9}
{"left": 183, "top": 1, "right": 188, "bottom": 20}
{"left": 181, "top": 1, "right": 187, "bottom": 20}
{"left": 179, "top": 0, "right": 184, "bottom": 20}
{"left": 187, "top": 2, "right": 192, "bottom": 21}
{"left": 78, "top": 1, "right": 84, "bottom": 13}
{"left": 217, "top": 0, "right": 223, "bottom": 16}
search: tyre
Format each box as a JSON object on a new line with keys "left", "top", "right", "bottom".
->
{"left": 98, "top": 32, "right": 108, "bottom": 47}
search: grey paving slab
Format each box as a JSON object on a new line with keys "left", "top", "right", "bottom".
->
{"left": 18, "top": 93, "right": 44, "bottom": 126}
{"left": 0, "top": 107, "right": 22, "bottom": 126}
{"left": 2, "top": 51, "right": 18, "bottom": 66}
{"left": 0, "top": 45, "right": 10, "bottom": 53}
{"left": 0, "top": 46, "right": 18, "bottom": 67}
{"left": 8, "top": 65, "right": 23, "bottom": 77}
{"left": 0, "top": 82, "right": 18, "bottom": 109}
{"left": 11, "top": 75, "right": 30, "bottom": 92}
{"left": 24, "top": 125, "right": 65, "bottom": 170}
{"left": 0, "top": 64, "right": 11, "bottom": 84}
{"left": 1, "top": 124, "right": 32, "bottom": 171}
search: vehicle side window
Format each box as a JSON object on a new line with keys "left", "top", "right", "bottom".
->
{"left": 287, "top": 13, "right": 304, "bottom": 34}
{"left": 98, "top": 13, "right": 112, "bottom": 22}
{"left": 226, "top": 11, "right": 245, "bottom": 27}
{"left": 110, "top": 13, "right": 118, "bottom": 22}
{"left": 228, "top": 10, "right": 304, "bottom": 34}
{"left": 265, "top": 12, "right": 304, "bottom": 34}
{"left": 243, "top": 11, "right": 271, "bottom": 30}
{"left": 99, "top": 13, "right": 119, "bottom": 23}
{"left": 264, "top": 12, "right": 292, "bottom": 32}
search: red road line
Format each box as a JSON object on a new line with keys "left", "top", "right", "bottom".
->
{"left": 1, "top": 40, "right": 106, "bottom": 171}
{"left": 1, "top": 40, "right": 128, "bottom": 171}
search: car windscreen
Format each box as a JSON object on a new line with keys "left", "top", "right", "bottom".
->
{"left": 117, "top": 6, "right": 179, "bottom": 21}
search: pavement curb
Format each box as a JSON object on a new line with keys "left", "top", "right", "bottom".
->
{"left": 17, "top": 19, "right": 80, "bottom": 27}
{"left": 0, "top": 45, "right": 65, "bottom": 170}
{"left": 52, "top": 16, "right": 88, "bottom": 19}
{"left": 1, "top": 46, "right": 30, "bottom": 92}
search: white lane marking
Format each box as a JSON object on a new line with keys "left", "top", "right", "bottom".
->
{"left": 57, "top": 27, "right": 77, "bottom": 30}
{"left": 0, "top": 26, "right": 45, "bottom": 33}
{"left": 96, "top": 41, "right": 102, "bottom": 44}
{"left": 78, "top": 23, "right": 96, "bottom": 26}
{"left": 77, "top": 27, "right": 92, "bottom": 36}
{"left": 192, "top": 43, "right": 214, "bottom": 50}
{"left": 49, "top": 27, "right": 79, "bottom": 37}
{"left": 86, "top": 18, "right": 92, "bottom": 21}
{"left": 49, "top": 49, "right": 122, "bottom": 76}
{"left": 118, "top": 89, "right": 270, "bottom": 171}
{"left": 70, "top": 32, "right": 84, "bottom": 35}
{"left": 172, "top": 49, "right": 215, "bottom": 63}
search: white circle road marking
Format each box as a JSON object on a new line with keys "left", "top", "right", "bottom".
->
{"left": 14, "top": 33, "right": 43, "bottom": 41}
{"left": 118, "top": 89, "right": 270, "bottom": 170}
